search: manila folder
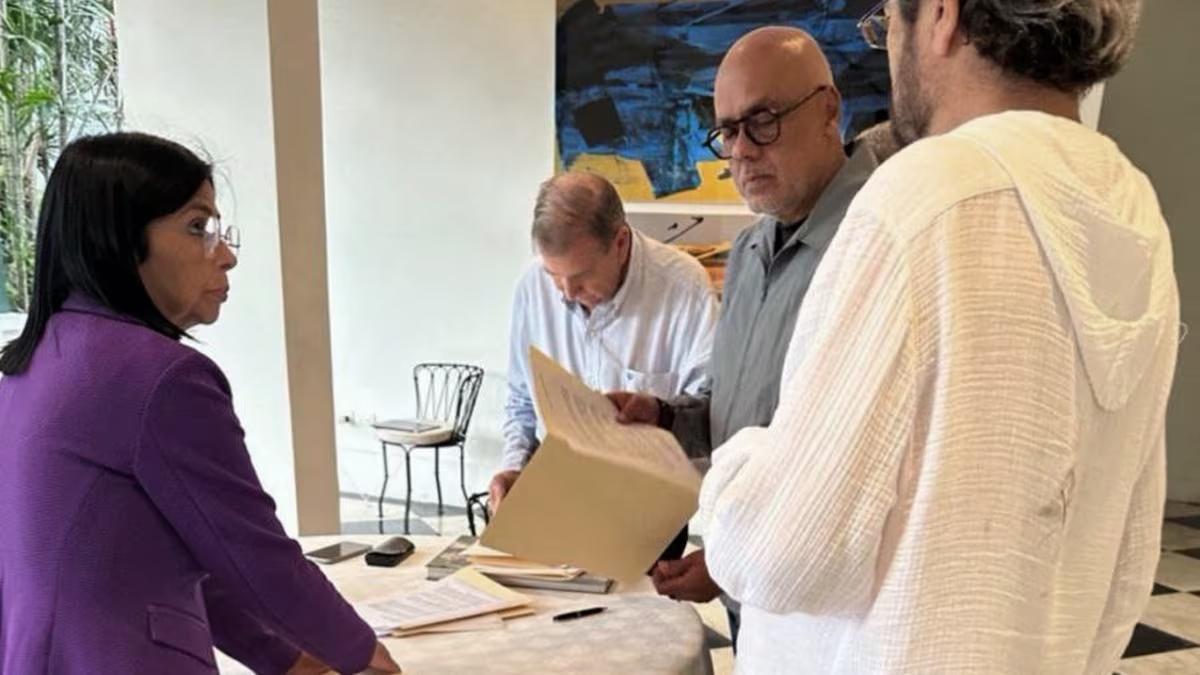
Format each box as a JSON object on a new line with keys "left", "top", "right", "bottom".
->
{"left": 481, "top": 347, "right": 701, "bottom": 581}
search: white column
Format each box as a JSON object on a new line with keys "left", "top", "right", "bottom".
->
{"left": 267, "top": 0, "right": 342, "bottom": 534}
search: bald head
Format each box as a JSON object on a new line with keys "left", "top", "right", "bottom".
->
{"left": 712, "top": 26, "right": 846, "bottom": 224}
{"left": 532, "top": 172, "right": 626, "bottom": 255}
{"left": 715, "top": 27, "right": 835, "bottom": 115}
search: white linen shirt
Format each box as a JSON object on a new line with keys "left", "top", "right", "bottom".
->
{"left": 700, "top": 111, "right": 1180, "bottom": 674}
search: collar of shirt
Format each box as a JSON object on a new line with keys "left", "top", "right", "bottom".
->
{"left": 771, "top": 218, "right": 807, "bottom": 260}
{"left": 59, "top": 291, "right": 148, "bottom": 329}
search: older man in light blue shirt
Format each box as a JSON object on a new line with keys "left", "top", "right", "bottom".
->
{"left": 489, "top": 172, "right": 718, "bottom": 512}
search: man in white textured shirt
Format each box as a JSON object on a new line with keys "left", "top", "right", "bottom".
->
{"left": 489, "top": 172, "right": 718, "bottom": 535}
{"left": 700, "top": 1, "right": 1179, "bottom": 673}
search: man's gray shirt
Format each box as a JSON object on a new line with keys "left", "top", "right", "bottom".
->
{"left": 670, "top": 144, "right": 882, "bottom": 460}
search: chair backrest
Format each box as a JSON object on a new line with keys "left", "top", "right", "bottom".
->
{"left": 465, "top": 491, "right": 491, "bottom": 537}
{"left": 412, "top": 363, "right": 485, "bottom": 441}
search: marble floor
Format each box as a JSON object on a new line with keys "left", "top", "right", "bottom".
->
{"left": 342, "top": 497, "right": 1200, "bottom": 674}
{"left": 1118, "top": 500, "right": 1200, "bottom": 673}
{"left": 340, "top": 493, "right": 475, "bottom": 538}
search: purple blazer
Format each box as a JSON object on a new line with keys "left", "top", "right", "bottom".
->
{"left": 0, "top": 295, "right": 375, "bottom": 674}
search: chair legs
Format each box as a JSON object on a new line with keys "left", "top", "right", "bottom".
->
{"left": 458, "top": 444, "right": 470, "bottom": 504}
{"left": 379, "top": 441, "right": 471, "bottom": 535}
{"left": 404, "top": 447, "right": 413, "bottom": 535}
{"left": 378, "top": 441, "right": 390, "bottom": 535}
{"left": 465, "top": 491, "right": 490, "bottom": 538}
{"left": 434, "top": 447, "right": 443, "bottom": 516}
{"left": 381, "top": 441, "right": 415, "bottom": 535}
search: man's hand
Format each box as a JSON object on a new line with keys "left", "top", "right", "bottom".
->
{"left": 488, "top": 469, "right": 521, "bottom": 515}
{"left": 606, "top": 391, "right": 661, "bottom": 425}
{"left": 286, "top": 651, "right": 330, "bottom": 675}
{"left": 651, "top": 550, "right": 722, "bottom": 603}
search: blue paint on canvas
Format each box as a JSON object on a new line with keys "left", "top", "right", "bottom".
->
{"left": 557, "top": 0, "right": 891, "bottom": 198}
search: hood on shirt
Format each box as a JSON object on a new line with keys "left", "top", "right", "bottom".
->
{"left": 955, "top": 111, "right": 1178, "bottom": 411}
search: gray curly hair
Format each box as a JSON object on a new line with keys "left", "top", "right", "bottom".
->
{"left": 897, "top": 0, "right": 1142, "bottom": 92}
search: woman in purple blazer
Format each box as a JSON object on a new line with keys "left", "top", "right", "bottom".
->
{"left": 0, "top": 133, "right": 400, "bottom": 674}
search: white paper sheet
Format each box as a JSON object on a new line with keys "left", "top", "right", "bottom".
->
{"left": 358, "top": 568, "right": 529, "bottom": 632}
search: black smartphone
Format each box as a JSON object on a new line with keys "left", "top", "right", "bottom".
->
{"left": 304, "top": 541, "right": 371, "bottom": 565}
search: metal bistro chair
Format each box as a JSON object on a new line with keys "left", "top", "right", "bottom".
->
{"left": 374, "top": 363, "right": 484, "bottom": 534}
{"left": 465, "top": 491, "right": 491, "bottom": 538}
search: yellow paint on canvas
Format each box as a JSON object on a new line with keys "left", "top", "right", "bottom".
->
{"left": 564, "top": 154, "right": 655, "bottom": 201}
{"left": 564, "top": 153, "right": 743, "bottom": 204}
{"left": 662, "top": 160, "right": 742, "bottom": 204}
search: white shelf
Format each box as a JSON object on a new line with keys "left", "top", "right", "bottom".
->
{"left": 626, "top": 209, "right": 757, "bottom": 245}
{"left": 623, "top": 201, "right": 754, "bottom": 216}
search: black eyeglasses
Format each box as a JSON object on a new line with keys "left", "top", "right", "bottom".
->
{"left": 704, "top": 85, "right": 830, "bottom": 160}
{"left": 858, "top": 0, "right": 889, "bottom": 51}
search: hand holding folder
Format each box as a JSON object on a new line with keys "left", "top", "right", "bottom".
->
{"left": 481, "top": 348, "right": 701, "bottom": 581}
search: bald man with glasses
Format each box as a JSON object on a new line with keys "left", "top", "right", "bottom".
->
{"left": 608, "top": 25, "right": 896, "bottom": 646}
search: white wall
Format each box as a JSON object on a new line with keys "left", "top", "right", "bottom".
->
{"left": 319, "top": 0, "right": 555, "bottom": 507}
{"left": 1080, "top": 84, "right": 1105, "bottom": 131}
{"left": 115, "top": 0, "right": 301, "bottom": 531}
{"left": 1100, "top": 0, "right": 1200, "bottom": 501}
{"left": 0, "top": 313, "right": 22, "bottom": 346}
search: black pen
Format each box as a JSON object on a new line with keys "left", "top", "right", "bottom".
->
{"left": 553, "top": 606, "right": 607, "bottom": 622}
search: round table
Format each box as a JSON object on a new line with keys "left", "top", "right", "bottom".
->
{"left": 217, "top": 535, "right": 713, "bottom": 675}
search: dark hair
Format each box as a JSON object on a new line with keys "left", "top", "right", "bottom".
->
{"left": 0, "top": 132, "right": 213, "bottom": 375}
{"left": 898, "top": 0, "right": 1141, "bottom": 92}
{"left": 531, "top": 172, "right": 626, "bottom": 255}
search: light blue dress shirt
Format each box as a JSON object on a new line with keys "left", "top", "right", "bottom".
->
{"left": 500, "top": 230, "right": 718, "bottom": 471}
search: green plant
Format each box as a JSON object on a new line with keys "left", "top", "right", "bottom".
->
{"left": 0, "top": 0, "right": 120, "bottom": 313}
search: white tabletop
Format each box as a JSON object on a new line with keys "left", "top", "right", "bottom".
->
{"left": 217, "top": 535, "right": 713, "bottom": 675}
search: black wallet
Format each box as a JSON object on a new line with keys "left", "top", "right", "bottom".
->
{"left": 364, "top": 536, "right": 415, "bottom": 567}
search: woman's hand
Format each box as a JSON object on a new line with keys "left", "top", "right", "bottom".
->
{"left": 286, "top": 651, "right": 331, "bottom": 675}
{"left": 365, "top": 640, "right": 402, "bottom": 673}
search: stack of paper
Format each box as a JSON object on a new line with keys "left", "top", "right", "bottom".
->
{"left": 463, "top": 543, "right": 584, "bottom": 580}
{"left": 481, "top": 348, "right": 702, "bottom": 581}
{"left": 425, "top": 535, "right": 614, "bottom": 594}
{"left": 358, "top": 568, "right": 535, "bottom": 638}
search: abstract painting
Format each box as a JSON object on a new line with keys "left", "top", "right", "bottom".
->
{"left": 556, "top": 0, "right": 891, "bottom": 204}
